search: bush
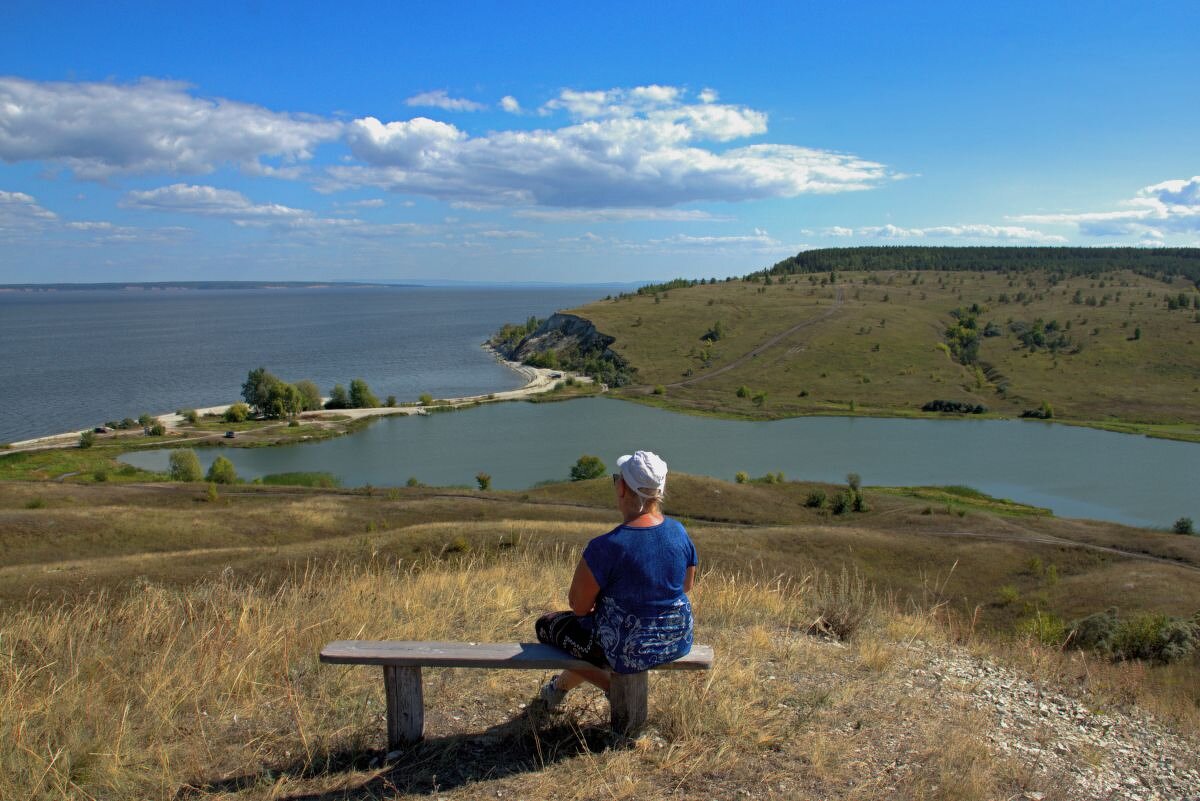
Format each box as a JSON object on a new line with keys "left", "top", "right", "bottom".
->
{"left": 295, "top": 380, "right": 323, "bottom": 412}
{"left": 807, "top": 567, "right": 875, "bottom": 640}
{"left": 206, "top": 456, "right": 239, "bottom": 484}
{"left": 168, "top": 450, "right": 203, "bottom": 482}
{"left": 830, "top": 491, "right": 852, "bottom": 515}
{"left": 846, "top": 473, "right": 861, "bottom": 492}
{"left": 325, "top": 385, "right": 351, "bottom": 410}
{"left": 79, "top": 430, "right": 95, "bottom": 449}
{"left": 922, "top": 399, "right": 987, "bottom": 414}
{"left": 475, "top": 472, "right": 492, "bottom": 490}
{"left": 805, "top": 489, "right": 827, "bottom": 508}
{"left": 734, "top": 471, "right": 748, "bottom": 484}
{"left": 1069, "top": 610, "right": 1199, "bottom": 663}
{"left": 405, "top": 476, "right": 423, "bottom": 488}
{"left": 180, "top": 409, "right": 199, "bottom": 424}
{"left": 260, "top": 472, "right": 341, "bottom": 488}
{"left": 385, "top": 395, "right": 397, "bottom": 408}
{"left": 652, "top": 384, "right": 665, "bottom": 395}
{"left": 569, "top": 455, "right": 606, "bottom": 481}
{"left": 1019, "top": 610, "right": 1067, "bottom": 646}
{"left": 735, "top": 385, "right": 750, "bottom": 398}
{"left": 1172, "top": 517, "right": 1194, "bottom": 535}
{"left": 349, "top": 378, "right": 380, "bottom": 409}
{"left": 419, "top": 393, "right": 434, "bottom": 406}
{"left": 92, "top": 468, "right": 108, "bottom": 482}
{"left": 148, "top": 422, "right": 166, "bottom": 436}
{"left": 224, "top": 403, "right": 250, "bottom": 423}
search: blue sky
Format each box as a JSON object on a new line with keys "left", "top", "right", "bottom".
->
{"left": 1, "top": 1, "right": 1197, "bottom": 283}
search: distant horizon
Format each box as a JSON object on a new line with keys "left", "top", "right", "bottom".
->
{"left": 1, "top": 2, "right": 1197, "bottom": 284}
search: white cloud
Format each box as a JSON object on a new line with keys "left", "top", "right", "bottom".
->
{"left": 0, "top": 189, "right": 188, "bottom": 245}
{"left": 828, "top": 223, "right": 1065, "bottom": 243}
{"left": 651, "top": 228, "right": 780, "bottom": 246}
{"left": 0, "top": 77, "right": 341, "bottom": 179}
{"left": 500, "top": 95, "right": 521, "bottom": 113}
{"left": 1012, "top": 175, "right": 1200, "bottom": 237}
{"left": 405, "top": 90, "right": 485, "bottom": 112}
{"left": 513, "top": 207, "right": 725, "bottom": 222}
{"left": 346, "top": 198, "right": 385, "bottom": 208}
{"left": 0, "top": 189, "right": 58, "bottom": 233}
{"left": 121, "top": 184, "right": 307, "bottom": 219}
{"left": 329, "top": 84, "right": 890, "bottom": 208}
{"left": 476, "top": 229, "right": 540, "bottom": 239}
{"left": 698, "top": 88, "right": 719, "bottom": 104}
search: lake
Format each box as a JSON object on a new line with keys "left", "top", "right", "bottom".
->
{"left": 0, "top": 285, "right": 608, "bottom": 443}
{"left": 120, "top": 397, "right": 1200, "bottom": 529}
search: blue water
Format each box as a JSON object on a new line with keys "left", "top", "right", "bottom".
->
{"left": 121, "top": 397, "right": 1200, "bottom": 529}
{"left": 0, "top": 286, "right": 606, "bottom": 442}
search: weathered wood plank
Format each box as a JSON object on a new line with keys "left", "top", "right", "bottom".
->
{"left": 608, "top": 671, "right": 649, "bottom": 737}
{"left": 383, "top": 665, "right": 423, "bottom": 747}
{"left": 321, "top": 641, "right": 714, "bottom": 671}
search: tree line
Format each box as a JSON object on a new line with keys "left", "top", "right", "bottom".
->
{"left": 240, "top": 367, "right": 383, "bottom": 418}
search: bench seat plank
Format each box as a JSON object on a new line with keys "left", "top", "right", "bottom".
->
{"left": 320, "top": 640, "right": 713, "bottom": 671}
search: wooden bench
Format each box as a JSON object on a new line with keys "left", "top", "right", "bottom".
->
{"left": 320, "top": 640, "right": 714, "bottom": 747}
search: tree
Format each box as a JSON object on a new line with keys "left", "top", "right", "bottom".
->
{"left": 148, "top": 422, "right": 166, "bottom": 436}
{"left": 385, "top": 395, "right": 397, "bottom": 408}
{"left": 137, "top": 413, "right": 153, "bottom": 430}
{"left": 224, "top": 402, "right": 250, "bottom": 423}
{"left": 180, "top": 409, "right": 199, "bottom": 424}
{"left": 79, "top": 430, "right": 95, "bottom": 449}
{"left": 570, "top": 454, "right": 607, "bottom": 481}
{"left": 295, "top": 380, "right": 323, "bottom": 412}
{"left": 735, "top": 471, "right": 748, "bottom": 484}
{"left": 419, "top": 393, "right": 433, "bottom": 406}
{"left": 169, "top": 449, "right": 203, "bottom": 482}
{"left": 206, "top": 456, "right": 239, "bottom": 484}
{"left": 241, "top": 367, "right": 279, "bottom": 416}
{"left": 325, "top": 384, "right": 351, "bottom": 409}
{"left": 1173, "top": 517, "right": 1195, "bottom": 535}
{"left": 349, "top": 378, "right": 380, "bottom": 409}
{"left": 475, "top": 472, "right": 492, "bottom": 490}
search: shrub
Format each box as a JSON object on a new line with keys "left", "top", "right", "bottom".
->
{"left": 349, "top": 378, "right": 380, "bottom": 409}
{"left": 1172, "top": 517, "right": 1194, "bottom": 535}
{"left": 260, "top": 472, "right": 341, "bottom": 488}
{"left": 419, "top": 393, "right": 434, "bottom": 406}
{"left": 1020, "top": 610, "right": 1067, "bottom": 646}
{"left": 168, "top": 450, "right": 203, "bottom": 482}
{"left": 295, "top": 380, "right": 323, "bottom": 412}
{"left": 997, "top": 585, "right": 1021, "bottom": 606}
{"left": 385, "top": 395, "right": 397, "bottom": 408}
{"left": 846, "top": 473, "right": 861, "bottom": 491}
{"left": 325, "top": 385, "right": 351, "bottom": 410}
{"left": 851, "top": 490, "right": 869, "bottom": 513}
{"left": 148, "top": 422, "right": 166, "bottom": 436}
{"left": 25, "top": 497, "right": 46, "bottom": 509}
{"left": 79, "top": 430, "right": 95, "bottom": 449}
{"left": 206, "top": 456, "right": 239, "bottom": 484}
{"left": 405, "top": 477, "right": 423, "bottom": 488}
{"left": 807, "top": 567, "right": 875, "bottom": 640}
{"left": 734, "top": 471, "right": 748, "bottom": 484}
{"left": 751, "top": 390, "right": 768, "bottom": 407}
{"left": 475, "top": 472, "right": 492, "bottom": 490}
{"left": 830, "top": 491, "right": 852, "bottom": 515}
{"left": 735, "top": 385, "right": 750, "bottom": 398}
{"left": 92, "top": 468, "right": 108, "bottom": 482}
{"left": 205, "top": 482, "right": 219, "bottom": 502}
{"left": 1069, "top": 610, "right": 1198, "bottom": 663}
{"left": 224, "top": 403, "right": 250, "bottom": 423}
{"left": 180, "top": 409, "right": 199, "bottom": 424}
{"left": 653, "top": 384, "right": 665, "bottom": 395}
{"left": 569, "top": 455, "right": 606, "bottom": 481}
{"left": 805, "top": 489, "right": 827, "bottom": 508}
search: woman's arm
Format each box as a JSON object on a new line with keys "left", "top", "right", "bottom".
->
{"left": 568, "top": 558, "right": 601, "bottom": 616}
{"left": 683, "top": 565, "right": 696, "bottom": 593}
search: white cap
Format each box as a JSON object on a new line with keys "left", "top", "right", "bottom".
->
{"left": 616, "top": 450, "right": 668, "bottom": 499}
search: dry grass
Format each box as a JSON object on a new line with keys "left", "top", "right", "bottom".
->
{"left": 1, "top": 531, "right": 1064, "bottom": 801}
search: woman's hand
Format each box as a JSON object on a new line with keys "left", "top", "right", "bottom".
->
{"left": 568, "top": 558, "right": 600, "bottom": 616}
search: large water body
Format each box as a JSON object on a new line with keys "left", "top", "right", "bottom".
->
{"left": 121, "top": 397, "right": 1200, "bottom": 529}
{"left": 0, "top": 286, "right": 608, "bottom": 443}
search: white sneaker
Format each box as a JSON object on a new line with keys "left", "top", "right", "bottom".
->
{"left": 537, "top": 675, "right": 569, "bottom": 711}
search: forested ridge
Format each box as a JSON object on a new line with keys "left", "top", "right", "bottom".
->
{"left": 754, "top": 247, "right": 1200, "bottom": 285}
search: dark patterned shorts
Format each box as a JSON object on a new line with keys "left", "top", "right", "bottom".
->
{"left": 535, "top": 611, "right": 610, "bottom": 669}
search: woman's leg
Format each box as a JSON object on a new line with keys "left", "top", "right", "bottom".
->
{"left": 535, "top": 611, "right": 611, "bottom": 692}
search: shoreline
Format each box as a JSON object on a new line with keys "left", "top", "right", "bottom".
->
{"left": 3, "top": 346, "right": 594, "bottom": 454}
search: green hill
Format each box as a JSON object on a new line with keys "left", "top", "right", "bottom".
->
{"left": 549, "top": 249, "right": 1200, "bottom": 439}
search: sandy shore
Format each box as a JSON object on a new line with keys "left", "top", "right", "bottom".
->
{"left": 5, "top": 349, "right": 592, "bottom": 454}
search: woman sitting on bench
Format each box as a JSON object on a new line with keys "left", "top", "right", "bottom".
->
{"left": 535, "top": 449, "right": 698, "bottom": 709}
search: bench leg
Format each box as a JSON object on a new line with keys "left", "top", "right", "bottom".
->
{"left": 608, "top": 671, "right": 648, "bottom": 737}
{"left": 383, "top": 665, "right": 424, "bottom": 748}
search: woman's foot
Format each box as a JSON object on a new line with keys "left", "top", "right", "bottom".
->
{"left": 535, "top": 674, "right": 569, "bottom": 711}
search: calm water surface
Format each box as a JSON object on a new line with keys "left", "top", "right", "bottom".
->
{"left": 0, "top": 286, "right": 606, "bottom": 442}
{"left": 121, "top": 397, "right": 1200, "bottom": 529}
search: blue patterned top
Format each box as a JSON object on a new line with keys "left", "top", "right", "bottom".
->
{"left": 582, "top": 517, "right": 698, "bottom": 673}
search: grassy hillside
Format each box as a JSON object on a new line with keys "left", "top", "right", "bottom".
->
{"left": 2, "top": 493, "right": 1198, "bottom": 799}
{"left": 565, "top": 267, "right": 1200, "bottom": 439}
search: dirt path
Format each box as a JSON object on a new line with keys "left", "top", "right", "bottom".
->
{"left": 668, "top": 286, "right": 845, "bottom": 389}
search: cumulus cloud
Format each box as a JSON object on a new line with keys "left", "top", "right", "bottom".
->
{"left": 121, "top": 184, "right": 307, "bottom": 219}
{"left": 0, "top": 189, "right": 58, "bottom": 233}
{"left": 476, "top": 229, "right": 540, "bottom": 239}
{"left": 0, "top": 188, "right": 188, "bottom": 245}
{"left": 330, "top": 84, "right": 891, "bottom": 208}
{"left": 500, "top": 95, "right": 521, "bottom": 113}
{"left": 1012, "top": 175, "right": 1200, "bottom": 237}
{"left": 0, "top": 77, "right": 341, "bottom": 179}
{"left": 824, "top": 223, "right": 1065, "bottom": 243}
{"left": 405, "top": 90, "right": 486, "bottom": 112}
{"left": 513, "top": 207, "right": 724, "bottom": 222}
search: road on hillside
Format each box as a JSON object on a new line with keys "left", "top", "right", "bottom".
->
{"left": 667, "top": 286, "right": 845, "bottom": 389}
